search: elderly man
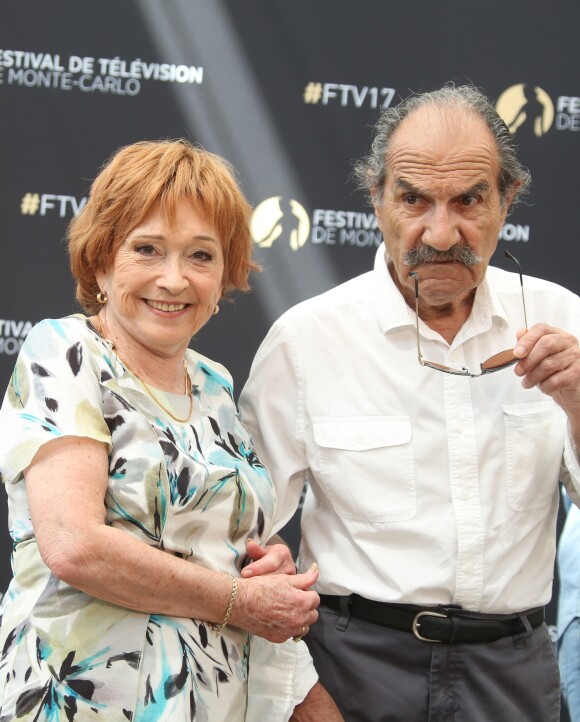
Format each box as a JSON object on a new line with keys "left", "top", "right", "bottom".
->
{"left": 240, "top": 85, "right": 580, "bottom": 721}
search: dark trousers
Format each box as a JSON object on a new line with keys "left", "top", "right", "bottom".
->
{"left": 306, "top": 605, "right": 560, "bottom": 722}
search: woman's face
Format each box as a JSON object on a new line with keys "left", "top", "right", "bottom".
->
{"left": 96, "top": 197, "right": 224, "bottom": 360}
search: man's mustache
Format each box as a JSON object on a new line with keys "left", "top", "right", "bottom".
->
{"left": 403, "top": 245, "right": 483, "bottom": 267}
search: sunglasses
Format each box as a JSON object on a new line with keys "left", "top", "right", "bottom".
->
{"left": 409, "top": 250, "right": 527, "bottom": 377}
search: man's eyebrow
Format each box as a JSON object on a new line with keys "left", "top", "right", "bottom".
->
{"left": 461, "top": 181, "right": 490, "bottom": 196}
{"left": 393, "top": 179, "right": 490, "bottom": 196}
{"left": 394, "top": 178, "right": 422, "bottom": 194}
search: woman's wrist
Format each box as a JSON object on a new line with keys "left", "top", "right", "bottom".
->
{"left": 209, "top": 574, "right": 238, "bottom": 635}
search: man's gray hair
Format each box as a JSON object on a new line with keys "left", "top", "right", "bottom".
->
{"left": 354, "top": 84, "right": 531, "bottom": 207}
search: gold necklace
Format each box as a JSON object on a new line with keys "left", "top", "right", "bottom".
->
{"left": 95, "top": 315, "right": 193, "bottom": 423}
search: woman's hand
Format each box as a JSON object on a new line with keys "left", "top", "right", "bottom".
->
{"left": 242, "top": 537, "right": 297, "bottom": 578}
{"left": 231, "top": 564, "right": 320, "bottom": 643}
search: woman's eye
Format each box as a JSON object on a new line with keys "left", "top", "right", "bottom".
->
{"left": 136, "top": 244, "right": 156, "bottom": 255}
{"left": 192, "top": 250, "right": 212, "bottom": 261}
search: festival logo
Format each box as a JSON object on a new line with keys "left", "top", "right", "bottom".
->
{"left": 496, "top": 84, "right": 554, "bottom": 137}
{"left": 252, "top": 198, "right": 382, "bottom": 251}
{"left": 251, "top": 197, "right": 310, "bottom": 251}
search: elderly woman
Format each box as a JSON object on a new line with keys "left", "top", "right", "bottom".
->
{"left": 0, "top": 140, "right": 341, "bottom": 721}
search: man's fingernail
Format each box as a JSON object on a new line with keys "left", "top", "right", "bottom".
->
{"left": 241, "top": 568, "right": 253, "bottom": 577}
{"left": 513, "top": 345, "right": 525, "bottom": 357}
{"left": 310, "top": 562, "right": 318, "bottom": 572}
{"left": 247, "top": 538, "right": 254, "bottom": 544}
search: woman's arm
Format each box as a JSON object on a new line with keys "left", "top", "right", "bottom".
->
{"left": 26, "top": 435, "right": 319, "bottom": 642}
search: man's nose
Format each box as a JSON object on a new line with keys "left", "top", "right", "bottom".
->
{"left": 421, "top": 205, "right": 460, "bottom": 250}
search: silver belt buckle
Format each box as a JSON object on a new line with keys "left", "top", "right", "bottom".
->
{"left": 412, "top": 610, "right": 447, "bottom": 642}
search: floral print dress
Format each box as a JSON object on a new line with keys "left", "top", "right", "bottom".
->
{"left": 0, "top": 315, "right": 277, "bottom": 722}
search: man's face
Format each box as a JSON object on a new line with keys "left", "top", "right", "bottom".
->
{"left": 373, "top": 105, "right": 514, "bottom": 311}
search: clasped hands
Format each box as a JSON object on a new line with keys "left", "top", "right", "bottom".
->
{"left": 228, "top": 538, "right": 319, "bottom": 643}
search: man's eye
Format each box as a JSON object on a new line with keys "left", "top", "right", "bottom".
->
{"left": 404, "top": 194, "right": 419, "bottom": 205}
{"left": 460, "top": 195, "right": 475, "bottom": 206}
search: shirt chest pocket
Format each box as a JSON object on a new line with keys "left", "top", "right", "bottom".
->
{"left": 312, "top": 416, "right": 415, "bottom": 522}
{"left": 503, "top": 401, "right": 565, "bottom": 511}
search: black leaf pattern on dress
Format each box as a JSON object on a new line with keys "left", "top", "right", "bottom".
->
{"left": 66, "top": 342, "right": 83, "bottom": 376}
{"left": 106, "top": 651, "right": 141, "bottom": 670}
{"left": 123, "top": 710, "right": 133, "bottom": 720}
{"left": 216, "top": 434, "right": 239, "bottom": 459}
{"left": 1, "top": 627, "right": 16, "bottom": 656}
{"left": 177, "top": 467, "right": 191, "bottom": 502}
{"left": 257, "top": 507, "right": 265, "bottom": 537}
{"left": 45, "top": 397, "right": 59, "bottom": 413}
{"left": 163, "top": 426, "right": 177, "bottom": 445}
{"left": 220, "top": 636, "right": 233, "bottom": 673}
{"left": 64, "top": 694, "right": 77, "bottom": 722}
{"left": 189, "top": 689, "right": 196, "bottom": 720}
{"left": 208, "top": 416, "right": 220, "bottom": 436}
{"left": 68, "top": 678, "right": 95, "bottom": 701}
{"left": 105, "top": 415, "right": 126, "bottom": 433}
{"left": 144, "top": 674, "right": 156, "bottom": 705}
{"left": 59, "top": 651, "right": 82, "bottom": 681}
{"left": 24, "top": 666, "right": 32, "bottom": 683}
{"left": 108, "top": 389, "right": 133, "bottom": 411}
{"left": 164, "top": 653, "right": 188, "bottom": 699}
{"left": 31, "top": 362, "right": 53, "bottom": 377}
{"left": 245, "top": 449, "right": 265, "bottom": 470}
{"left": 199, "top": 623, "right": 208, "bottom": 648}
{"left": 109, "top": 457, "right": 127, "bottom": 477}
{"left": 15, "top": 683, "right": 49, "bottom": 717}
{"left": 100, "top": 370, "right": 112, "bottom": 382}
{"left": 190, "top": 426, "right": 205, "bottom": 458}
{"left": 208, "top": 417, "right": 240, "bottom": 459}
{"left": 213, "top": 666, "right": 229, "bottom": 690}
{"left": 220, "top": 636, "right": 228, "bottom": 662}
{"left": 154, "top": 497, "right": 161, "bottom": 538}
{"left": 43, "top": 417, "right": 56, "bottom": 432}
{"left": 159, "top": 440, "right": 179, "bottom": 462}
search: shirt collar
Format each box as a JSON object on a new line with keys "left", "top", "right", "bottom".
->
{"left": 371, "top": 243, "right": 511, "bottom": 336}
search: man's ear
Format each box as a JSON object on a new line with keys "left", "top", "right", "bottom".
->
{"left": 501, "top": 180, "right": 523, "bottom": 222}
{"left": 371, "top": 187, "right": 382, "bottom": 229}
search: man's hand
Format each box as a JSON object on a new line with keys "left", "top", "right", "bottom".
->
{"left": 513, "top": 323, "right": 580, "bottom": 414}
{"left": 242, "top": 537, "right": 297, "bottom": 578}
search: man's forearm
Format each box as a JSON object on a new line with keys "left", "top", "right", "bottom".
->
{"left": 290, "top": 681, "right": 344, "bottom": 722}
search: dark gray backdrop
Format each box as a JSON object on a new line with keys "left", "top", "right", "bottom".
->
{"left": 1, "top": 2, "right": 578, "bottom": 700}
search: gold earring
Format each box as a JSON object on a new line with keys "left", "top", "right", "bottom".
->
{"left": 213, "top": 305, "right": 220, "bottom": 315}
{"left": 96, "top": 291, "right": 108, "bottom": 305}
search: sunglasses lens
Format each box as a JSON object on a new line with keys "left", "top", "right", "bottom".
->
{"left": 425, "top": 361, "right": 469, "bottom": 376}
{"left": 481, "top": 349, "right": 518, "bottom": 371}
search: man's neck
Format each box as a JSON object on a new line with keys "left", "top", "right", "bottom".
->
{"left": 387, "top": 261, "right": 476, "bottom": 344}
{"left": 417, "top": 295, "right": 476, "bottom": 344}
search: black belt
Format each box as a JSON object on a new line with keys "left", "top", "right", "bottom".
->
{"left": 319, "top": 594, "right": 544, "bottom": 644}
